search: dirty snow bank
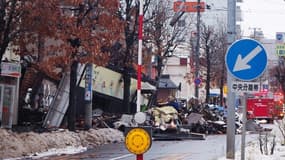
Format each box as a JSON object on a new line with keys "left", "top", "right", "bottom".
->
{"left": 218, "top": 121, "right": 285, "bottom": 160}
{"left": 0, "top": 128, "right": 124, "bottom": 159}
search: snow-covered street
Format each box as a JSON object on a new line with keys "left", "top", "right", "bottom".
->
{"left": 1, "top": 121, "right": 285, "bottom": 160}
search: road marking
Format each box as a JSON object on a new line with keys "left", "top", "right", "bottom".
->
{"left": 109, "top": 154, "right": 132, "bottom": 160}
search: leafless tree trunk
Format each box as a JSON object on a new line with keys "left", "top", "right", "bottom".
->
{"left": 200, "top": 24, "right": 227, "bottom": 104}
{"left": 259, "top": 132, "right": 276, "bottom": 155}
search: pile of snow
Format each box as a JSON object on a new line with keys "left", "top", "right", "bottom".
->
{"left": 0, "top": 128, "right": 124, "bottom": 159}
{"left": 218, "top": 121, "right": 285, "bottom": 160}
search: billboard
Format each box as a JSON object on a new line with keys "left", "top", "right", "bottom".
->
{"left": 79, "top": 64, "right": 155, "bottom": 100}
{"left": 0, "top": 62, "right": 21, "bottom": 78}
{"left": 173, "top": 1, "right": 205, "bottom": 12}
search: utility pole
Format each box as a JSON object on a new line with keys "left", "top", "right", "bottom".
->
{"left": 194, "top": 0, "right": 201, "bottom": 99}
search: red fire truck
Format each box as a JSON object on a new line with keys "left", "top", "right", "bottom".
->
{"left": 246, "top": 92, "right": 284, "bottom": 120}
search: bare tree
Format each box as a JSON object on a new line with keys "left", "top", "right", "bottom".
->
{"left": 212, "top": 27, "right": 227, "bottom": 106}
{"left": 0, "top": 0, "right": 27, "bottom": 62}
{"left": 200, "top": 23, "right": 227, "bottom": 105}
{"left": 271, "top": 57, "right": 285, "bottom": 101}
{"left": 270, "top": 58, "right": 285, "bottom": 145}
{"left": 144, "top": 0, "right": 186, "bottom": 77}
{"left": 143, "top": 0, "right": 199, "bottom": 104}
{"left": 113, "top": 0, "right": 193, "bottom": 111}
{"left": 200, "top": 24, "right": 213, "bottom": 103}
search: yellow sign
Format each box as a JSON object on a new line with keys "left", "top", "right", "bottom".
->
{"left": 125, "top": 128, "right": 152, "bottom": 155}
{"left": 223, "top": 85, "right": 228, "bottom": 94}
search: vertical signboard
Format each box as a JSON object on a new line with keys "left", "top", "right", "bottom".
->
{"left": 0, "top": 85, "right": 15, "bottom": 128}
{"left": 0, "top": 62, "right": 21, "bottom": 78}
{"left": 276, "top": 32, "right": 285, "bottom": 56}
{"left": 85, "top": 63, "right": 93, "bottom": 101}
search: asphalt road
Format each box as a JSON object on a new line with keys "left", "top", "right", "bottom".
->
{"left": 45, "top": 134, "right": 260, "bottom": 160}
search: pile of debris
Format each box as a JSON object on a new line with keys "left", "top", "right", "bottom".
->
{"left": 111, "top": 101, "right": 265, "bottom": 138}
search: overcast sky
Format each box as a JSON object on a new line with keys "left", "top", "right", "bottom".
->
{"left": 240, "top": 0, "right": 285, "bottom": 39}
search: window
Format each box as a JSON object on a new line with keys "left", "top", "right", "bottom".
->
{"left": 180, "top": 58, "right": 187, "bottom": 66}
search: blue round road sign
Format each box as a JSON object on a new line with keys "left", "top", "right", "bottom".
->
{"left": 194, "top": 78, "right": 202, "bottom": 85}
{"left": 225, "top": 39, "right": 267, "bottom": 81}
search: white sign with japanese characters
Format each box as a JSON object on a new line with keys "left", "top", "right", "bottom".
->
{"left": 231, "top": 81, "right": 260, "bottom": 93}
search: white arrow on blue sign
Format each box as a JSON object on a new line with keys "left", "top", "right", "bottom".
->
{"left": 225, "top": 39, "right": 267, "bottom": 81}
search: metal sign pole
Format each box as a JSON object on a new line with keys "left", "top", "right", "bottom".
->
{"left": 241, "top": 93, "right": 248, "bottom": 160}
{"left": 226, "top": 0, "right": 236, "bottom": 159}
{"left": 137, "top": 154, "right": 143, "bottom": 160}
{"left": 137, "top": 0, "right": 144, "bottom": 113}
{"left": 226, "top": 77, "right": 236, "bottom": 159}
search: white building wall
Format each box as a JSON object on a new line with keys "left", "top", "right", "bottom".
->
{"left": 203, "top": 0, "right": 227, "bottom": 28}
{"left": 260, "top": 38, "right": 278, "bottom": 61}
{"left": 163, "top": 56, "right": 196, "bottom": 100}
{"left": 260, "top": 38, "right": 279, "bottom": 91}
